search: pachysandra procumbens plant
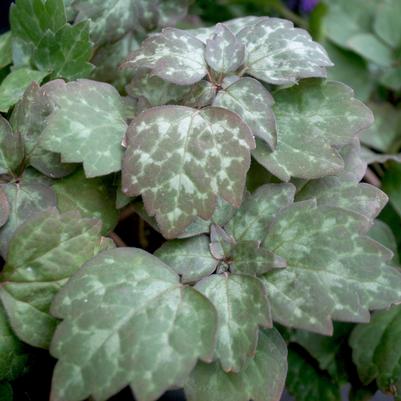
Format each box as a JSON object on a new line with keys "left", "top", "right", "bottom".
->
{"left": 2, "top": 13, "right": 401, "bottom": 401}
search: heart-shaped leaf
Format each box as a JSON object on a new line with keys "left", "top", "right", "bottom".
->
{"left": 50, "top": 247, "right": 217, "bottom": 401}
{"left": 122, "top": 28, "right": 207, "bottom": 85}
{"left": 253, "top": 80, "right": 374, "bottom": 181}
{"left": 122, "top": 106, "right": 255, "bottom": 238}
{"left": 41, "top": 79, "right": 128, "bottom": 177}
{"left": 237, "top": 17, "right": 333, "bottom": 85}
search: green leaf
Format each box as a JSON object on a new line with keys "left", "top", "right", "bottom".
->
{"left": 0, "top": 32, "right": 12, "bottom": 69}
{"left": 213, "top": 77, "right": 276, "bottom": 149}
{"left": 53, "top": 169, "right": 118, "bottom": 235}
{"left": 10, "top": 0, "right": 66, "bottom": 62}
{"left": 373, "top": 0, "right": 401, "bottom": 49}
{"left": 323, "top": 0, "right": 376, "bottom": 48}
{"left": 0, "top": 68, "right": 48, "bottom": 113}
{"left": 237, "top": 17, "right": 333, "bottom": 85}
{"left": 361, "top": 103, "right": 401, "bottom": 153}
{"left": 286, "top": 349, "right": 341, "bottom": 401}
{"left": 350, "top": 305, "right": 401, "bottom": 399}
{"left": 10, "top": 82, "right": 77, "bottom": 178}
{"left": 122, "top": 28, "right": 208, "bottom": 85}
{"left": 290, "top": 322, "right": 353, "bottom": 383}
{"left": 383, "top": 163, "right": 401, "bottom": 218}
{"left": 155, "top": 235, "right": 218, "bottom": 283}
{"left": 0, "top": 303, "right": 28, "bottom": 381}
{"left": 205, "top": 24, "right": 245, "bottom": 74}
{"left": 252, "top": 80, "right": 373, "bottom": 181}
{"left": 380, "top": 66, "right": 401, "bottom": 91}
{"left": 325, "top": 42, "right": 373, "bottom": 102}
{"left": 369, "top": 220, "right": 399, "bottom": 263}
{"left": 91, "top": 32, "right": 139, "bottom": 92}
{"left": 50, "top": 247, "right": 217, "bottom": 401}
{"left": 0, "top": 116, "right": 24, "bottom": 177}
{"left": 126, "top": 70, "right": 191, "bottom": 107}
{"left": 32, "top": 21, "right": 94, "bottom": 80}
{"left": 122, "top": 106, "right": 255, "bottom": 238}
{"left": 225, "top": 183, "right": 296, "bottom": 242}
{"left": 0, "top": 382, "right": 13, "bottom": 401}
{"left": 229, "top": 241, "right": 287, "bottom": 275}
{"left": 261, "top": 198, "right": 401, "bottom": 334}
{"left": 348, "top": 34, "right": 394, "bottom": 67}
{"left": 184, "top": 329, "right": 287, "bottom": 401}
{"left": 0, "top": 182, "right": 56, "bottom": 258}
{"left": 195, "top": 274, "right": 271, "bottom": 372}
{"left": 0, "top": 209, "right": 106, "bottom": 349}
{"left": 0, "top": 188, "right": 10, "bottom": 229}
{"left": 41, "top": 79, "right": 128, "bottom": 177}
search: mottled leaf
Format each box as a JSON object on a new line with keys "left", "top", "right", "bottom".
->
{"left": 122, "top": 28, "right": 207, "bottom": 85}
{"left": 0, "top": 183, "right": 56, "bottom": 258}
{"left": 237, "top": 17, "right": 332, "bottom": 85}
{"left": 350, "top": 305, "right": 401, "bottom": 399}
{"left": 53, "top": 169, "right": 118, "bottom": 235}
{"left": 0, "top": 32, "right": 12, "bottom": 69}
{"left": 185, "top": 329, "right": 287, "bottom": 401}
{"left": 0, "top": 188, "right": 9, "bottom": 229}
{"left": 50, "top": 247, "right": 217, "bottom": 401}
{"left": 286, "top": 349, "right": 341, "bottom": 401}
{"left": 10, "top": 82, "right": 77, "bottom": 178}
{"left": 0, "top": 68, "right": 48, "bottom": 113}
{"left": 126, "top": 70, "right": 191, "bottom": 107}
{"left": 41, "top": 79, "right": 128, "bottom": 177}
{"left": 122, "top": 106, "right": 254, "bottom": 238}
{"left": 155, "top": 235, "right": 218, "bottom": 283}
{"left": 261, "top": 198, "right": 401, "bottom": 334}
{"left": 213, "top": 77, "right": 276, "bottom": 149}
{"left": 195, "top": 274, "right": 270, "bottom": 372}
{"left": 205, "top": 24, "right": 245, "bottom": 74}
{"left": 32, "top": 21, "right": 94, "bottom": 80}
{"left": 180, "top": 81, "right": 216, "bottom": 109}
{"left": 230, "top": 241, "right": 286, "bottom": 275}
{"left": 0, "top": 303, "right": 28, "bottom": 381}
{"left": 253, "top": 80, "right": 373, "bottom": 181}
{"left": 0, "top": 116, "right": 24, "bottom": 177}
{"left": 369, "top": 220, "right": 399, "bottom": 263}
{"left": 0, "top": 210, "right": 105, "bottom": 349}
{"left": 225, "top": 183, "right": 296, "bottom": 242}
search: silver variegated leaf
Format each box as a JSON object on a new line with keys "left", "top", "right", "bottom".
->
{"left": 126, "top": 70, "right": 192, "bottom": 107}
{"left": 180, "top": 81, "right": 216, "bottom": 109}
{"left": 10, "top": 82, "right": 76, "bottom": 179}
{"left": 261, "top": 199, "right": 401, "bottom": 334}
{"left": 50, "top": 248, "right": 217, "bottom": 401}
{"left": 0, "top": 183, "right": 56, "bottom": 258}
{"left": 185, "top": 329, "right": 287, "bottom": 401}
{"left": 0, "top": 116, "right": 24, "bottom": 177}
{"left": 41, "top": 79, "right": 128, "bottom": 177}
{"left": 195, "top": 274, "right": 271, "bottom": 372}
{"left": 213, "top": 77, "right": 276, "bottom": 149}
{"left": 205, "top": 24, "right": 245, "bottom": 74}
{"left": 225, "top": 183, "right": 296, "bottom": 242}
{"left": 122, "top": 106, "right": 255, "bottom": 238}
{"left": 188, "top": 17, "right": 261, "bottom": 43}
{"left": 237, "top": 17, "right": 333, "bottom": 85}
{"left": 253, "top": 80, "right": 374, "bottom": 181}
{"left": 122, "top": 28, "right": 208, "bottom": 85}
{"left": 155, "top": 235, "right": 218, "bottom": 283}
{"left": 0, "top": 210, "right": 106, "bottom": 349}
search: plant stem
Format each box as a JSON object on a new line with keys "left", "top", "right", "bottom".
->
{"left": 364, "top": 167, "right": 381, "bottom": 187}
{"left": 109, "top": 232, "right": 127, "bottom": 247}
